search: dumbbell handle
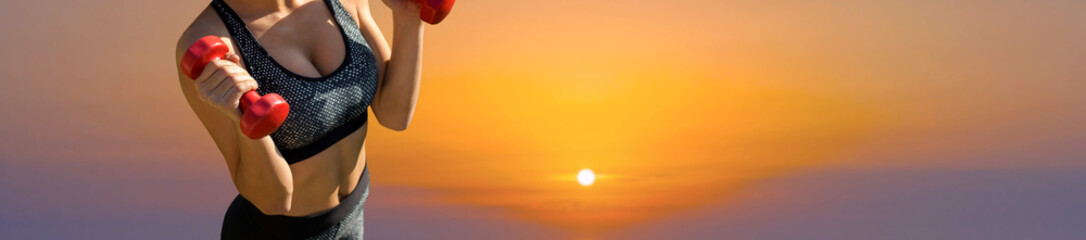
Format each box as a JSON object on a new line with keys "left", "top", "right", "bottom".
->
{"left": 181, "top": 36, "right": 290, "bottom": 139}
{"left": 180, "top": 37, "right": 259, "bottom": 113}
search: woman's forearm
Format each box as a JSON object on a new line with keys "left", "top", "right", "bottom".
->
{"left": 374, "top": 15, "right": 423, "bottom": 131}
{"left": 233, "top": 127, "right": 294, "bottom": 215}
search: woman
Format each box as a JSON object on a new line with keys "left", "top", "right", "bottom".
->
{"left": 173, "top": 0, "right": 423, "bottom": 238}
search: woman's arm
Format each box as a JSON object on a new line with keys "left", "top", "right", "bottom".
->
{"left": 363, "top": 0, "right": 424, "bottom": 131}
{"left": 175, "top": 19, "right": 293, "bottom": 215}
{"left": 231, "top": 126, "right": 294, "bottom": 214}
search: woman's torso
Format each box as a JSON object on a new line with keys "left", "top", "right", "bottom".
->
{"left": 188, "top": 0, "right": 377, "bottom": 217}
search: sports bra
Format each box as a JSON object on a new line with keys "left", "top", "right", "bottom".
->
{"left": 211, "top": 0, "right": 379, "bottom": 164}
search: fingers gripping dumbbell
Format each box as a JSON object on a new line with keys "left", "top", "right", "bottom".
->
{"left": 180, "top": 36, "right": 290, "bottom": 139}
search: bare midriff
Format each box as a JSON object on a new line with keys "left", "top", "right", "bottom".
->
{"left": 281, "top": 123, "right": 368, "bottom": 217}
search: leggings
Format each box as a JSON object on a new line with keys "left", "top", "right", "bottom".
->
{"left": 221, "top": 167, "right": 369, "bottom": 240}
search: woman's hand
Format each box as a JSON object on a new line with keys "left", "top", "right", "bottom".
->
{"left": 381, "top": 0, "right": 421, "bottom": 20}
{"left": 192, "top": 53, "right": 258, "bottom": 123}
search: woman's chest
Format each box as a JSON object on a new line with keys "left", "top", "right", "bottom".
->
{"left": 241, "top": 3, "right": 348, "bottom": 78}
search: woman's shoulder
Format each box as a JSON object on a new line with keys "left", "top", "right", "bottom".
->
{"left": 336, "top": 0, "right": 372, "bottom": 20}
{"left": 175, "top": 6, "right": 231, "bottom": 61}
{"left": 337, "top": 0, "right": 367, "bottom": 9}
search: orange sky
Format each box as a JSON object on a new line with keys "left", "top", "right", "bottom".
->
{"left": 361, "top": 0, "right": 1086, "bottom": 231}
{"left": 1, "top": 0, "right": 1084, "bottom": 238}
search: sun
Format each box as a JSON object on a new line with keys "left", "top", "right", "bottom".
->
{"left": 577, "top": 169, "right": 596, "bottom": 186}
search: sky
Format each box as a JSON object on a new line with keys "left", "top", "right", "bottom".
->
{"left": 1, "top": 0, "right": 1084, "bottom": 239}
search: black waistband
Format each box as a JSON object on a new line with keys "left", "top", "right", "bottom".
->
{"left": 224, "top": 166, "right": 369, "bottom": 239}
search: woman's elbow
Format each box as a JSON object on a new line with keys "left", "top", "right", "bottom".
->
{"left": 379, "top": 119, "right": 410, "bottom": 131}
{"left": 374, "top": 109, "right": 412, "bottom": 131}
{"left": 251, "top": 191, "right": 292, "bottom": 215}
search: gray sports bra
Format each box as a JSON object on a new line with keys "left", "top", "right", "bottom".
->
{"left": 211, "top": 0, "right": 379, "bottom": 164}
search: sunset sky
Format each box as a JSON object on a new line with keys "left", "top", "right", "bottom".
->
{"left": 1, "top": 0, "right": 1085, "bottom": 239}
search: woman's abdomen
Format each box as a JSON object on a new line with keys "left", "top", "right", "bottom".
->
{"left": 283, "top": 124, "right": 367, "bottom": 217}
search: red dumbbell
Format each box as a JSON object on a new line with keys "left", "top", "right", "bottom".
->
{"left": 180, "top": 36, "right": 289, "bottom": 139}
{"left": 414, "top": 0, "right": 455, "bottom": 24}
